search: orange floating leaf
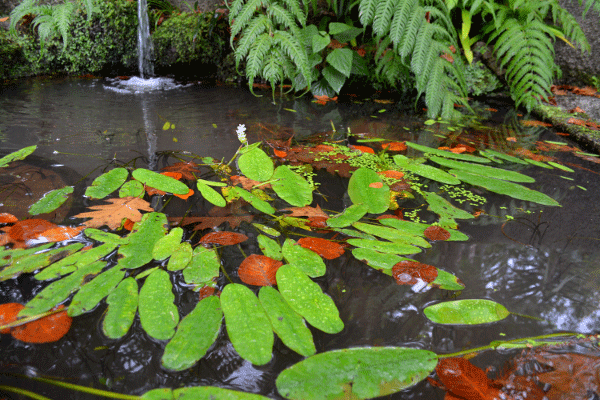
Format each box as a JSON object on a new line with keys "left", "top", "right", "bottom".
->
{"left": 297, "top": 237, "right": 345, "bottom": 260}
{"left": 424, "top": 225, "right": 450, "bottom": 241}
{"left": 273, "top": 148, "right": 287, "bottom": 158}
{"left": 122, "top": 218, "right": 135, "bottom": 231}
{"left": 381, "top": 142, "right": 407, "bottom": 151}
{"left": 349, "top": 145, "right": 375, "bottom": 154}
{"left": 435, "top": 357, "right": 500, "bottom": 400}
{"left": 198, "top": 231, "right": 248, "bottom": 246}
{"left": 378, "top": 170, "right": 405, "bottom": 180}
{"left": 10, "top": 305, "right": 72, "bottom": 344}
{"left": 230, "top": 175, "right": 271, "bottom": 190}
{"left": 521, "top": 120, "right": 552, "bottom": 127}
{"left": 73, "top": 197, "right": 153, "bottom": 230}
{"left": 506, "top": 137, "right": 517, "bottom": 142}
{"left": 283, "top": 204, "right": 329, "bottom": 219}
{"left": 198, "top": 285, "right": 218, "bottom": 301}
{"left": 369, "top": 182, "right": 383, "bottom": 188}
{"left": 8, "top": 219, "right": 57, "bottom": 242}
{"left": 392, "top": 261, "right": 437, "bottom": 285}
{"left": 0, "top": 213, "right": 18, "bottom": 224}
{"left": 161, "top": 161, "right": 202, "bottom": 180}
{"left": 0, "top": 303, "right": 25, "bottom": 334}
{"left": 174, "top": 188, "right": 194, "bottom": 200}
{"left": 160, "top": 171, "right": 183, "bottom": 180}
{"left": 37, "top": 226, "right": 84, "bottom": 242}
{"left": 306, "top": 216, "right": 329, "bottom": 228}
{"left": 238, "top": 254, "right": 282, "bottom": 286}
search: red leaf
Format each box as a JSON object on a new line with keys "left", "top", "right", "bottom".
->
{"left": 392, "top": 261, "right": 437, "bottom": 285}
{"left": 198, "top": 285, "right": 219, "bottom": 300}
{"left": 424, "top": 226, "right": 451, "bottom": 241}
{"left": 0, "top": 303, "right": 25, "bottom": 334}
{"left": 0, "top": 213, "right": 18, "bottom": 224}
{"left": 8, "top": 219, "right": 57, "bottom": 241}
{"left": 38, "top": 226, "right": 84, "bottom": 242}
{"left": 10, "top": 305, "right": 72, "bottom": 343}
{"left": 238, "top": 254, "right": 282, "bottom": 286}
{"left": 378, "top": 170, "right": 405, "bottom": 180}
{"left": 349, "top": 145, "right": 375, "bottom": 154}
{"left": 435, "top": 357, "right": 501, "bottom": 400}
{"left": 198, "top": 231, "right": 248, "bottom": 245}
{"left": 273, "top": 149, "right": 287, "bottom": 158}
{"left": 297, "top": 237, "right": 345, "bottom": 260}
{"left": 381, "top": 142, "right": 407, "bottom": 151}
{"left": 369, "top": 182, "right": 383, "bottom": 188}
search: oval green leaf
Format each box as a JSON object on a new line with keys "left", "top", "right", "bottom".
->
{"left": 282, "top": 238, "right": 326, "bottom": 277}
{"left": 327, "top": 203, "right": 368, "bottom": 228}
{"left": 429, "top": 156, "right": 535, "bottom": 183}
{"left": 138, "top": 269, "right": 179, "bottom": 340}
{"left": 430, "top": 269, "right": 465, "bottom": 291}
{"left": 347, "top": 167, "right": 390, "bottom": 213}
{"left": 68, "top": 266, "right": 125, "bottom": 316}
{"left": 162, "top": 295, "right": 223, "bottom": 371}
{"left": 238, "top": 147, "right": 274, "bottom": 182}
{"left": 221, "top": 283, "right": 274, "bottom": 365}
{"left": 276, "top": 347, "right": 438, "bottom": 399}
{"left": 172, "top": 387, "right": 271, "bottom": 399}
{"left": 480, "top": 149, "right": 528, "bottom": 164}
{"left": 352, "top": 248, "right": 410, "bottom": 270}
{"left": 152, "top": 227, "right": 184, "bottom": 261}
{"left": 258, "top": 234, "right": 283, "bottom": 260}
{"left": 276, "top": 264, "right": 343, "bottom": 334}
{"left": 102, "top": 277, "right": 138, "bottom": 339}
{"left": 231, "top": 187, "right": 276, "bottom": 214}
{"left": 132, "top": 168, "right": 190, "bottom": 195}
{"left": 0, "top": 145, "right": 36, "bottom": 168}
{"left": 197, "top": 180, "right": 226, "bottom": 207}
{"left": 352, "top": 222, "right": 430, "bottom": 248}
{"left": 167, "top": 242, "right": 193, "bottom": 271}
{"left": 271, "top": 165, "right": 313, "bottom": 207}
{"left": 85, "top": 168, "right": 129, "bottom": 199}
{"left": 259, "top": 286, "right": 316, "bottom": 357}
{"left": 119, "top": 180, "right": 145, "bottom": 198}
{"left": 347, "top": 238, "right": 421, "bottom": 255}
{"left": 29, "top": 186, "right": 74, "bottom": 215}
{"left": 424, "top": 299, "right": 509, "bottom": 325}
{"left": 394, "top": 155, "right": 461, "bottom": 185}
{"left": 182, "top": 247, "right": 220, "bottom": 285}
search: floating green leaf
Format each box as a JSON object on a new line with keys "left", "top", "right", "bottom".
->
{"left": 143, "top": 387, "right": 271, "bottom": 400}
{"left": 480, "top": 149, "right": 528, "bottom": 164}
{"left": 430, "top": 269, "right": 465, "bottom": 291}
{"left": 523, "top": 158, "right": 553, "bottom": 169}
{"left": 327, "top": 204, "right": 369, "bottom": 228}
{"left": 197, "top": 180, "right": 226, "bottom": 207}
{"left": 271, "top": 165, "right": 313, "bottom": 207}
{"left": 347, "top": 167, "right": 390, "bottom": 213}
{"left": 231, "top": 187, "right": 276, "bottom": 214}
{"left": 352, "top": 222, "right": 431, "bottom": 248}
{"left": 221, "top": 283, "right": 274, "bottom": 365}
{"left": 29, "top": 186, "right": 74, "bottom": 215}
{"left": 0, "top": 145, "right": 36, "bottom": 167}
{"left": 84, "top": 228, "right": 128, "bottom": 245}
{"left": 167, "top": 242, "right": 193, "bottom": 271}
{"left": 103, "top": 277, "right": 138, "bottom": 339}
{"left": 118, "top": 212, "right": 168, "bottom": 269}
{"left": 282, "top": 239, "right": 326, "bottom": 277}
{"left": 152, "top": 227, "right": 184, "bottom": 261}
{"left": 394, "top": 155, "right": 461, "bottom": 185}
{"left": 277, "top": 265, "right": 343, "bottom": 334}
{"left": 422, "top": 191, "right": 474, "bottom": 229}
{"left": 183, "top": 247, "right": 220, "bottom": 285}
{"left": 132, "top": 168, "right": 190, "bottom": 195}
{"left": 352, "top": 248, "right": 409, "bottom": 270}
{"left": 406, "top": 142, "right": 491, "bottom": 163}
{"left": 0, "top": 243, "right": 84, "bottom": 282}
{"left": 449, "top": 169, "right": 560, "bottom": 206}
{"left": 238, "top": 147, "right": 274, "bottom": 182}
{"left": 258, "top": 234, "right": 283, "bottom": 260}
{"left": 276, "top": 347, "right": 438, "bottom": 399}
{"left": 119, "top": 180, "right": 145, "bottom": 198}
{"left": 0, "top": 243, "right": 53, "bottom": 269}
{"left": 347, "top": 238, "right": 421, "bottom": 255}
{"left": 85, "top": 168, "right": 129, "bottom": 199}
{"left": 162, "top": 296, "right": 223, "bottom": 371}
{"left": 429, "top": 156, "right": 535, "bottom": 183}
{"left": 139, "top": 269, "right": 179, "bottom": 340}
{"left": 34, "top": 242, "right": 117, "bottom": 281}
{"left": 253, "top": 223, "right": 281, "bottom": 237}
{"left": 424, "top": 299, "right": 509, "bottom": 324}
{"left": 547, "top": 161, "right": 574, "bottom": 172}
{"left": 259, "top": 286, "right": 316, "bottom": 357}
{"left": 68, "top": 266, "right": 125, "bottom": 316}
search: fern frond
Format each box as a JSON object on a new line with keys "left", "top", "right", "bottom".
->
{"left": 235, "top": 14, "right": 271, "bottom": 61}
{"left": 267, "top": 3, "right": 302, "bottom": 37}
{"left": 548, "top": 1, "right": 590, "bottom": 52}
{"left": 372, "top": 0, "right": 397, "bottom": 37}
{"left": 273, "top": 30, "right": 311, "bottom": 91}
{"left": 245, "top": 33, "right": 273, "bottom": 85}
{"left": 229, "top": 0, "right": 266, "bottom": 45}
{"left": 79, "top": 0, "right": 96, "bottom": 20}
{"left": 53, "top": 1, "right": 75, "bottom": 49}
{"left": 398, "top": 6, "right": 424, "bottom": 60}
{"left": 279, "top": 0, "right": 306, "bottom": 25}
{"left": 358, "top": 0, "right": 378, "bottom": 26}
{"left": 389, "top": 0, "right": 418, "bottom": 50}
{"left": 262, "top": 47, "right": 285, "bottom": 87}
{"left": 10, "top": 0, "right": 40, "bottom": 32}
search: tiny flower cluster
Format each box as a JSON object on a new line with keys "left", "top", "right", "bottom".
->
{"left": 236, "top": 124, "right": 247, "bottom": 145}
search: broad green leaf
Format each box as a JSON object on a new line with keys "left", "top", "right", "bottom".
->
{"left": 152, "top": 227, "right": 184, "bottom": 261}
{"left": 277, "top": 265, "right": 343, "bottom": 334}
{"left": 347, "top": 238, "right": 421, "bottom": 255}
{"left": 449, "top": 170, "right": 560, "bottom": 206}
{"left": 103, "top": 277, "right": 138, "bottom": 339}
{"left": 34, "top": 242, "right": 118, "bottom": 281}
{"left": 352, "top": 248, "right": 410, "bottom": 270}
{"left": 139, "top": 269, "right": 179, "bottom": 340}
{"left": 221, "top": 284, "right": 273, "bottom": 365}
{"left": 347, "top": 168, "right": 390, "bottom": 214}
{"left": 258, "top": 234, "right": 283, "bottom": 260}
{"left": 430, "top": 269, "right": 465, "bottom": 291}
{"left": 352, "top": 222, "right": 431, "bottom": 248}
{"left": 68, "top": 266, "right": 125, "bottom": 316}
{"left": 167, "top": 242, "right": 193, "bottom": 271}
{"left": 378, "top": 218, "right": 429, "bottom": 236}
{"left": 132, "top": 168, "right": 190, "bottom": 195}
{"left": 118, "top": 212, "right": 168, "bottom": 269}
{"left": 259, "top": 286, "right": 315, "bottom": 357}
{"left": 29, "top": 186, "right": 74, "bottom": 215}
{"left": 231, "top": 187, "right": 276, "bottom": 214}
{"left": 480, "top": 149, "right": 528, "bottom": 164}
{"left": 20, "top": 260, "right": 106, "bottom": 317}
{"left": 429, "top": 156, "right": 535, "bottom": 183}
{"left": 238, "top": 147, "right": 273, "bottom": 182}
{"left": 183, "top": 247, "right": 220, "bottom": 285}
{"left": 197, "top": 179, "right": 227, "bottom": 187}
{"left": 85, "top": 168, "right": 129, "bottom": 199}
{"left": 326, "top": 48, "right": 353, "bottom": 78}
{"left": 119, "top": 180, "right": 145, "bottom": 198}
{"left": 312, "top": 32, "right": 330, "bottom": 53}
{"left": 0, "top": 243, "right": 53, "bottom": 269}
{"left": 322, "top": 66, "right": 347, "bottom": 94}
{"left": 282, "top": 239, "right": 326, "bottom": 277}
{"left": 422, "top": 191, "right": 474, "bottom": 229}
{"left": 0, "top": 145, "right": 36, "bottom": 168}
{"left": 252, "top": 223, "right": 281, "bottom": 237}
{"left": 424, "top": 299, "right": 509, "bottom": 325}
{"left": 271, "top": 165, "right": 313, "bottom": 207}
{"left": 327, "top": 204, "right": 369, "bottom": 228}
{"left": 0, "top": 243, "right": 84, "bottom": 282}
{"left": 276, "top": 347, "right": 438, "bottom": 399}
{"left": 84, "top": 228, "right": 128, "bottom": 245}
{"left": 173, "top": 387, "right": 271, "bottom": 399}
{"left": 331, "top": 227, "right": 375, "bottom": 240}
{"left": 406, "top": 142, "right": 491, "bottom": 163}
{"left": 394, "top": 155, "right": 461, "bottom": 185}
{"left": 162, "top": 296, "right": 223, "bottom": 371}
{"left": 329, "top": 22, "right": 363, "bottom": 42}
{"left": 197, "top": 180, "right": 226, "bottom": 207}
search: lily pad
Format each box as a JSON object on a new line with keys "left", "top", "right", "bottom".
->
{"left": 139, "top": 269, "right": 179, "bottom": 340}
{"left": 238, "top": 147, "right": 274, "bottom": 182}
{"left": 231, "top": 187, "right": 276, "bottom": 214}
{"left": 282, "top": 239, "right": 326, "bottom": 277}
{"left": 424, "top": 299, "right": 509, "bottom": 325}
{"left": 152, "top": 227, "right": 184, "bottom": 261}
{"left": 167, "top": 242, "right": 193, "bottom": 271}
{"left": 85, "top": 168, "right": 129, "bottom": 199}
{"left": 119, "top": 180, "right": 145, "bottom": 198}
{"left": 276, "top": 347, "right": 438, "bottom": 399}
{"left": 182, "top": 247, "right": 220, "bottom": 285}
{"left": 258, "top": 234, "right": 283, "bottom": 260}
{"left": 29, "top": 186, "right": 74, "bottom": 215}
{"left": 132, "top": 168, "right": 190, "bottom": 195}
{"left": 102, "top": 277, "right": 138, "bottom": 339}
{"left": 271, "top": 165, "right": 313, "bottom": 207}
{"left": 347, "top": 167, "right": 390, "bottom": 213}
{"left": 327, "top": 204, "right": 369, "bottom": 228}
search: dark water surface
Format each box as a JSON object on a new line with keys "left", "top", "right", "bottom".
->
{"left": 0, "top": 77, "right": 599, "bottom": 399}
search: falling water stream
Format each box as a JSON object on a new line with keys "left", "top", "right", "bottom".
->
{"left": 137, "top": 0, "right": 154, "bottom": 79}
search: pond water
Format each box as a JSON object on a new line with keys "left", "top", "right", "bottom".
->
{"left": 0, "top": 77, "right": 599, "bottom": 399}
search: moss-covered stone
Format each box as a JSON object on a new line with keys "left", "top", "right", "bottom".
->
{"left": 534, "top": 103, "right": 600, "bottom": 152}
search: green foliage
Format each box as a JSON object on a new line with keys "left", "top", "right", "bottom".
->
{"left": 424, "top": 299, "right": 510, "bottom": 325}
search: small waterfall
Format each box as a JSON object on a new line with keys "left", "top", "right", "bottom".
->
{"left": 137, "top": 0, "right": 154, "bottom": 78}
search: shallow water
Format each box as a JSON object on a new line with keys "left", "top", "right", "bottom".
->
{"left": 0, "top": 78, "right": 599, "bottom": 399}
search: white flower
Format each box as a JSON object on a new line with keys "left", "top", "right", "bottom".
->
{"left": 236, "top": 124, "right": 247, "bottom": 145}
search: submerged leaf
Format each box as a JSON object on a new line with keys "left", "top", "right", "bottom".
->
{"left": 11, "top": 305, "right": 72, "bottom": 343}
{"left": 238, "top": 254, "right": 282, "bottom": 286}
{"left": 392, "top": 261, "right": 438, "bottom": 285}
{"left": 198, "top": 231, "right": 248, "bottom": 246}
{"left": 74, "top": 197, "right": 153, "bottom": 230}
